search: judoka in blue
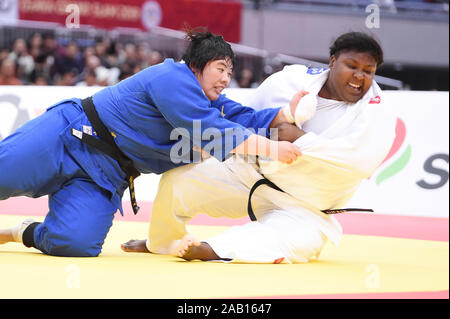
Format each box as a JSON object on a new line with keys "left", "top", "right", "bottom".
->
{"left": 0, "top": 32, "right": 285, "bottom": 257}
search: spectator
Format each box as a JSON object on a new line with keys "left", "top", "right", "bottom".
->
{"left": 0, "top": 49, "right": 9, "bottom": 62}
{"left": 104, "top": 41, "right": 120, "bottom": 69}
{"left": 94, "top": 38, "right": 109, "bottom": 67}
{"left": 147, "top": 50, "right": 164, "bottom": 66}
{"left": 124, "top": 43, "right": 138, "bottom": 64}
{"left": 95, "top": 66, "right": 120, "bottom": 86}
{"left": 8, "top": 38, "right": 35, "bottom": 82}
{"left": 114, "top": 42, "right": 127, "bottom": 66}
{"left": 74, "top": 54, "right": 101, "bottom": 85}
{"left": 29, "top": 34, "right": 43, "bottom": 64}
{"left": 33, "top": 75, "right": 49, "bottom": 86}
{"left": 52, "top": 41, "right": 84, "bottom": 79}
{"left": 29, "top": 53, "right": 52, "bottom": 85}
{"left": 54, "top": 71, "right": 76, "bottom": 86}
{"left": 40, "top": 33, "right": 59, "bottom": 65}
{"left": 75, "top": 70, "right": 98, "bottom": 87}
{"left": 118, "top": 61, "right": 136, "bottom": 81}
{"left": 29, "top": 33, "right": 43, "bottom": 53}
{"left": 137, "top": 42, "right": 151, "bottom": 68}
{"left": 0, "top": 59, "right": 23, "bottom": 85}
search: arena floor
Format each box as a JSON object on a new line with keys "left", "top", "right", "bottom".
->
{"left": 0, "top": 194, "right": 448, "bottom": 299}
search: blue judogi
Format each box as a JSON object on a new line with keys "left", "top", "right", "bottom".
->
{"left": 0, "top": 59, "right": 280, "bottom": 257}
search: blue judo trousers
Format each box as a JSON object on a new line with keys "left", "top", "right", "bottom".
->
{"left": 0, "top": 59, "right": 280, "bottom": 257}
{"left": 0, "top": 100, "right": 128, "bottom": 257}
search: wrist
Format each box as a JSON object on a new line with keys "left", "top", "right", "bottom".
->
{"left": 282, "top": 105, "right": 295, "bottom": 124}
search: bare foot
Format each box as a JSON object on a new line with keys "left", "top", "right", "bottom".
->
{"left": 0, "top": 218, "right": 35, "bottom": 244}
{"left": 121, "top": 239, "right": 150, "bottom": 253}
{"left": 0, "top": 228, "right": 14, "bottom": 244}
{"left": 169, "top": 234, "right": 201, "bottom": 258}
{"left": 170, "top": 234, "right": 222, "bottom": 261}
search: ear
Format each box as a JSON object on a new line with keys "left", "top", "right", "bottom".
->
{"left": 190, "top": 65, "right": 201, "bottom": 78}
{"left": 329, "top": 55, "right": 336, "bottom": 69}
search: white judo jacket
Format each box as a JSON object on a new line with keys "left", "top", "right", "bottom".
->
{"left": 227, "top": 65, "right": 397, "bottom": 246}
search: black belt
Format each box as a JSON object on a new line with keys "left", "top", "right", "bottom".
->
{"left": 247, "top": 178, "right": 373, "bottom": 221}
{"left": 71, "top": 97, "right": 141, "bottom": 215}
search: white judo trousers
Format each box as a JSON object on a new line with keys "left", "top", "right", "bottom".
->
{"left": 147, "top": 155, "right": 331, "bottom": 263}
{"left": 146, "top": 65, "right": 396, "bottom": 263}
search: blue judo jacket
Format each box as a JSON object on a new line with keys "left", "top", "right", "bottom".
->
{"left": 49, "top": 59, "right": 280, "bottom": 214}
{"left": 92, "top": 59, "right": 280, "bottom": 174}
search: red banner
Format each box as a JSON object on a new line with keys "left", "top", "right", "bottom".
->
{"left": 18, "top": 0, "right": 241, "bottom": 43}
{"left": 156, "top": 0, "right": 241, "bottom": 43}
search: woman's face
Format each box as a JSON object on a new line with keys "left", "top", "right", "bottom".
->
{"left": 324, "top": 51, "right": 377, "bottom": 104}
{"left": 194, "top": 58, "right": 233, "bottom": 101}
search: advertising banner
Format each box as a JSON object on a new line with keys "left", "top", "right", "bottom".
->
{"left": 346, "top": 91, "right": 449, "bottom": 218}
{"left": 16, "top": 0, "right": 241, "bottom": 42}
{"left": 0, "top": 86, "right": 448, "bottom": 218}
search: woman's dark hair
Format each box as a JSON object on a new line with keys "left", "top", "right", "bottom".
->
{"left": 330, "top": 32, "right": 384, "bottom": 66}
{"left": 182, "top": 27, "right": 235, "bottom": 72}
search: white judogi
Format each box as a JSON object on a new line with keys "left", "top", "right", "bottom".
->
{"left": 146, "top": 65, "right": 396, "bottom": 263}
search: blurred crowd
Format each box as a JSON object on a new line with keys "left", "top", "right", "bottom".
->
{"left": 0, "top": 33, "right": 168, "bottom": 87}
{"left": 0, "top": 33, "right": 261, "bottom": 88}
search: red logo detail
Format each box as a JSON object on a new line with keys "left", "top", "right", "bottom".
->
{"left": 273, "top": 258, "right": 284, "bottom": 264}
{"left": 380, "top": 118, "right": 406, "bottom": 166}
{"left": 369, "top": 96, "right": 381, "bottom": 104}
{"left": 368, "top": 117, "right": 406, "bottom": 180}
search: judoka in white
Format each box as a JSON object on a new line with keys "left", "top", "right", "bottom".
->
{"left": 122, "top": 32, "right": 397, "bottom": 263}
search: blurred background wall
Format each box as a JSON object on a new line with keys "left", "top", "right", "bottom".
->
{"left": 241, "top": 0, "right": 449, "bottom": 90}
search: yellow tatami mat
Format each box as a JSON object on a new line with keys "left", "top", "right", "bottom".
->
{"left": 0, "top": 214, "right": 448, "bottom": 299}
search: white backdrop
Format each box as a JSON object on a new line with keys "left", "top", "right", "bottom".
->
{"left": 0, "top": 86, "right": 448, "bottom": 218}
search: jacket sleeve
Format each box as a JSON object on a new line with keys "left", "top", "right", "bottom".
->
{"left": 211, "top": 94, "right": 280, "bottom": 138}
{"left": 148, "top": 67, "right": 254, "bottom": 161}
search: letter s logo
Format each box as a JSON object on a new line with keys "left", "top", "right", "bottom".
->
{"left": 416, "top": 153, "right": 449, "bottom": 189}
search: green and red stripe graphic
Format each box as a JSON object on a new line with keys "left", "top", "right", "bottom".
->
{"left": 375, "top": 118, "right": 411, "bottom": 186}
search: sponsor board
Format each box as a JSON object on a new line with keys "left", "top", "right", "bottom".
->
{"left": 347, "top": 91, "right": 449, "bottom": 218}
{"left": 15, "top": 0, "right": 241, "bottom": 42}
